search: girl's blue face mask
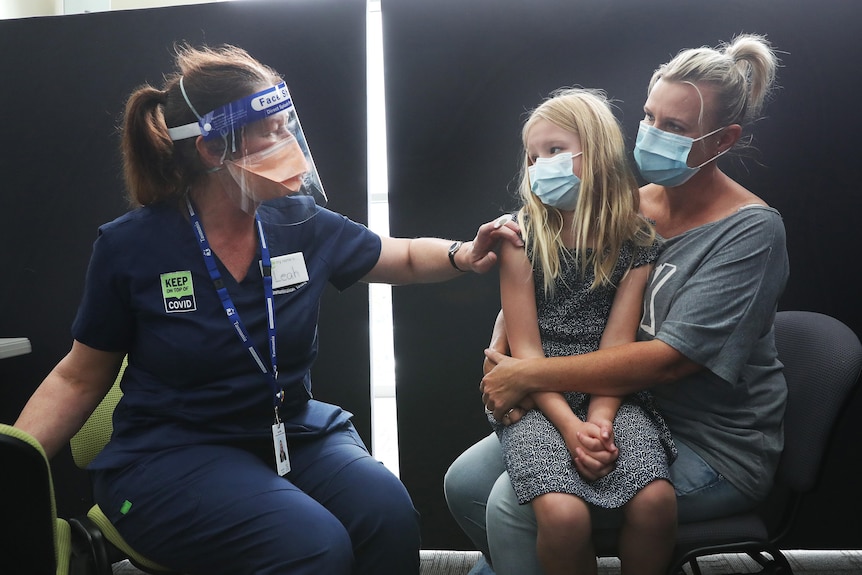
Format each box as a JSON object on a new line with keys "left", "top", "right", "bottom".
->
{"left": 528, "top": 152, "right": 583, "bottom": 210}
{"left": 633, "top": 122, "right": 727, "bottom": 187}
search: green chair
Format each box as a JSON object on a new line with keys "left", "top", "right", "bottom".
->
{"left": 0, "top": 423, "right": 76, "bottom": 575}
{"left": 69, "top": 358, "right": 181, "bottom": 575}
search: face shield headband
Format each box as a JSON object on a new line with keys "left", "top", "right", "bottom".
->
{"left": 168, "top": 80, "right": 327, "bottom": 225}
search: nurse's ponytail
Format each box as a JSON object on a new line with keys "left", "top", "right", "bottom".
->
{"left": 121, "top": 84, "right": 189, "bottom": 206}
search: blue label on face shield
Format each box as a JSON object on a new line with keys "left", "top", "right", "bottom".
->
{"left": 200, "top": 82, "right": 294, "bottom": 140}
{"left": 251, "top": 84, "right": 291, "bottom": 112}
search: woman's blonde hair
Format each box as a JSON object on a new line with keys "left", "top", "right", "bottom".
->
{"left": 648, "top": 33, "right": 778, "bottom": 134}
{"left": 518, "top": 87, "right": 655, "bottom": 296}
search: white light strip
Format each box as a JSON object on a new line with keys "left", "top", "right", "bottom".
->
{"left": 366, "top": 0, "right": 399, "bottom": 476}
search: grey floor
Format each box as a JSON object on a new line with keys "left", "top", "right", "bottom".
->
{"left": 112, "top": 549, "right": 862, "bottom": 574}
{"left": 419, "top": 550, "right": 862, "bottom": 574}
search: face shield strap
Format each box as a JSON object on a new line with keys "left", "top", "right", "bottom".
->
{"left": 169, "top": 80, "right": 294, "bottom": 143}
{"left": 179, "top": 76, "right": 204, "bottom": 121}
{"left": 167, "top": 76, "right": 212, "bottom": 141}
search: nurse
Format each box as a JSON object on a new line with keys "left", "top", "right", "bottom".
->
{"left": 14, "top": 43, "right": 517, "bottom": 575}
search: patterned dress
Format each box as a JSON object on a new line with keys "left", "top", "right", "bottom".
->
{"left": 492, "top": 235, "right": 677, "bottom": 507}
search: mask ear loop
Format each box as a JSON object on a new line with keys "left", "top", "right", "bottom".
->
{"left": 681, "top": 81, "right": 731, "bottom": 167}
{"left": 682, "top": 81, "right": 707, "bottom": 128}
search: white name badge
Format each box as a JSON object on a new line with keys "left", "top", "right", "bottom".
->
{"left": 272, "top": 422, "right": 291, "bottom": 476}
{"left": 265, "top": 253, "right": 309, "bottom": 290}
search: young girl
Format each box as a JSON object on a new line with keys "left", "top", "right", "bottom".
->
{"left": 491, "top": 88, "right": 677, "bottom": 575}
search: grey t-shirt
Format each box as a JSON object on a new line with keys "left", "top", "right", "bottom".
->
{"left": 637, "top": 205, "right": 789, "bottom": 501}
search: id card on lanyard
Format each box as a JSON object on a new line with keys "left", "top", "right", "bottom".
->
{"left": 187, "top": 197, "right": 291, "bottom": 475}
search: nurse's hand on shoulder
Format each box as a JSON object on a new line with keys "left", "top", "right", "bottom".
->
{"left": 364, "top": 214, "right": 522, "bottom": 284}
{"left": 467, "top": 214, "right": 523, "bottom": 274}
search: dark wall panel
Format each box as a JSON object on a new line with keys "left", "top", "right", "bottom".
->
{"left": 384, "top": 0, "right": 862, "bottom": 549}
{"left": 0, "top": 0, "right": 368, "bottom": 518}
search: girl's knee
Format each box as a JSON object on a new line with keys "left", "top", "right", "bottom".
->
{"left": 625, "top": 480, "right": 677, "bottom": 527}
{"left": 639, "top": 480, "right": 676, "bottom": 509}
{"left": 533, "top": 493, "right": 591, "bottom": 538}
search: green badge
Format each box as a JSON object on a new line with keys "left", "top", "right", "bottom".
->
{"left": 161, "top": 271, "right": 197, "bottom": 313}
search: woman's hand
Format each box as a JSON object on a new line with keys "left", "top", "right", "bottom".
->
{"left": 481, "top": 309, "right": 531, "bottom": 426}
{"left": 481, "top": 348, "right": 533, "bottom": 420}
{"left": 498, "top": 396, "right": 535, "bottom": 425}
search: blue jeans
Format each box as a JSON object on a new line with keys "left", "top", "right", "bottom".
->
{"left": 444, "top": 433, "right": 756, "bottom": 575}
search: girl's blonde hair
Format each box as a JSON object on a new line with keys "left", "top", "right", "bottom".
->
{"left": 518, "top": 88, "right": 655, "bottom": 296}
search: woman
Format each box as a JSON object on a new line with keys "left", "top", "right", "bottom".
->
{"left": 14, "top": 43, "right": 515, "bottom": 575}
{"left": 445, "top": 33, "right": 788, "bottom": 575}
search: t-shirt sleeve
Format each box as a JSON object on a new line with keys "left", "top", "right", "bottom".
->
{"left": 71, "top": 226, "right": 135, "bottom": 351}
{"left": 317, "top": 211, "right": 382, "bottom": 291}
{"left": 632, "top": 236, "right": 663, "bottom": 268}
{"left": 655, "top": 209, "right": 788, "bottom": 384}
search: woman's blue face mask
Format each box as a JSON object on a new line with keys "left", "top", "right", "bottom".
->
{"left": 528, "top": 152, "right": 583, "bottom": 210}
{"left": 633, "top": 122, "right": 727, "bottom": 187}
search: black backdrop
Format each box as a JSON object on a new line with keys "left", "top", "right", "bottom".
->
{"left": 1, "top": 0, "right": 861, "bottom": 555}
{"left": 384, "top": 0, "right": 862, "bottom": 550}
{"left": 0, "top": 0, "right": 369, "bottom": 519}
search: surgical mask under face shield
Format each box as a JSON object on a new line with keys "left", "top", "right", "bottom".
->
{"left": 169, "top": 81, "right": 326, "bottom": 225}
{"left": 220, "top": 119, "right": 322, "bottom": 222}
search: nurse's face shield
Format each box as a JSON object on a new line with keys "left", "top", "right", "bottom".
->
{"left": 170, "top": 82, "right": 327, "bottom": 225}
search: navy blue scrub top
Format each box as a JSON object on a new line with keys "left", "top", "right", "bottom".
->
{"left": 72, "top": 200, "right": 382, "bottom": 470}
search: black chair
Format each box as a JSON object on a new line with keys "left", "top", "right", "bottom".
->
{"left": 0, "top": 423, "right": 84, "bottom": 575}
{"left": 664, "top": 310, "right": 862, "bottom": 574}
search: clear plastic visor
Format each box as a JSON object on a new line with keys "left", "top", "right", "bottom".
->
{"left": 219, "top": 109, "right": 326, "bottom": 225}
{"left": 170, "top": 82, "right": 327, "bottom": 225}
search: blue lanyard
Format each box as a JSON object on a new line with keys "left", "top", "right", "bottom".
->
{"left": 186, "top": 197, "right": 282, "bottom": 416}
